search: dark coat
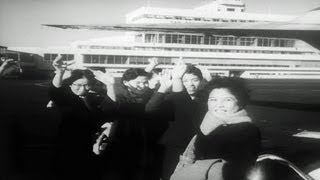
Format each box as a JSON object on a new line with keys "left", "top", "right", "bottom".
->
{"left": 146, "top": 90, "right": 208, "bottom": 179}
{"left": 101, "top": 86, "right": 167, "bottom": 180}
{"left": 49, "top": 85, "right": 115, "bottom": 179}
{"left": 195, "top": 122, "right": 261, "bottom": 180}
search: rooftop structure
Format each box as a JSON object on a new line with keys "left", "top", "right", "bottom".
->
{"left": 126, "top": 0, "right": 295, "bottom": 24}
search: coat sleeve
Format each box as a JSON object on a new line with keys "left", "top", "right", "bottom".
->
{"left": 145, "top": 92, "right": 167, "bottom": 112}
{"left": 48, "top": 84, "right": 70, "bottom": 107}
{"left": 145, "top": 92, "right": 175, "bottom": 122}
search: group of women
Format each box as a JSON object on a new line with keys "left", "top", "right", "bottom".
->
{"left": 49, "top": 56, "right": 261, "bottom": 180}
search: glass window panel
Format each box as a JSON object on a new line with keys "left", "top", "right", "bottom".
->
{"left": 44, "top": 54, "right": 51, "bottom": 61}
{"left": 274, "top": 39, "right": 280, "bottom": 47}
{"left": 178, "top": 35, "right": 184, "bottom": 44}
{"left": 165, "top": 57, "right": 171, "bottom": 64}
{"left": 165, "top": 34, "right": 172, "bottom": 43}
{"left": 287, "top": 40, "right": 295, "bottom": 47}
{"left": 115, "top": 56, "right": 121, "bottom": 64}
{"left": 122, "top": 56, "right": 128, "bottom": 64}
{"left": 210, "top": 36, "right": 216, "bottom": 45}
{"left": 158, "top": 57, "right": 165, "bottom": 64}
{"left": 172, "top": 34, "right": 178, "bottom": 43}
{"left": 185, "top": 35, "right": 191, "bottom": 44}
{"left": 92, "top": 55, "right": 99, "bottom": 64}
{"left": 198, "top": 36, "right": 204, "bottom": 44}
{"left": 263, "top": 39, "right": 269, "bottom": 46}
{"left": 68, "top": 54, "right": 74, "bottom": 61}
{"left": 191, "top": 36, "right": 197, "bottom": 44}
{"left": 143, "top": 57, "right": 150, "bottom": 64}
{"left": 107, "top": 56, "right": 114, "bottom": 64}
{"left": 51, "top": 54, "right": 58, "bottom": 61}
{"left": 204, "top": 36, "right": 210, "bottom": 44}
{"left": 129, "top": 56, "right": 136, "bottom": 64}
{"left": 100, "top": 55, "right": 106, "bottom": 64}
{"left": 159, "top": 34, "right": 165, "bottom": 43}
{"left": 84, "top": 55, "right": 91, "bottom": 63}
{"left": 137, "top": 57, "right": 144, "bottom": 64}
{"left": 280, "top": 40, "right": 285, "bottom": 47}
{"left": 257, "top": 39, "right": 263, "bottom": 46}
{"left": 61, "top": 54, "right": 67, "bottom": 61}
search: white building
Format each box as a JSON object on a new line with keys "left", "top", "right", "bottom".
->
{"left": 15, "top": 0, "right": 320, "bottom": 79}
{"left": 125, "top": 0, "right": 295, "bottom": 24}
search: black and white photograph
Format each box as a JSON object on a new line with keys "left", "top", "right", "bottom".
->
{"left": 1, "top": 0, "right": 320, "bottom": 179}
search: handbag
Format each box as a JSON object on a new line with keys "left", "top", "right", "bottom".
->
{"left": 170, "top": 135, "right": 226, "bottom": 180}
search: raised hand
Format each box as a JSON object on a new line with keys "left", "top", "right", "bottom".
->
{"left": 0, "top": 59, "right": 18, "bottom": 77}
{"left": 52, "top": 54, "right": 75, "bottom": 72}
{"left": 1, "top": 59, "right": 16, "bottom": 69}
{"left": 145, "top": 57, "right": 159, "bottom": 73}
{"left": 67, "top": 62, "right": 86, "bottom": 71}
{"left": 149, "top": 57, "right": 159, "bottom": 66}
{"left": 90, "top": 68, "right": 115, "bottom": 86}
{"left": 158, "top": 69, "right": 173, "bottom": 93}
{"left": 196, "top": 64, "right": 212, "bottom": 82}
{"left": 171, "top": 59, "right": 187, "bottom": 79}
{"left": 52, "top": 54, "right": 64, "bottom": 71}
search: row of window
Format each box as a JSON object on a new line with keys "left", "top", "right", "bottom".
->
{"left": 131, "top": 13, "right": 252, "bottom": 23}
{"left": 42, "top": 54, "right": 320, "bottom": 69}
{"left": 88, "top": 46, "right": 132, "bottom": 50}
{"left": 44, "top": 54, "right": 74, "bottom": 61}
{"left": 198, "top": 63, "right": 290, "bottom": 67}
{"left": 20, "top": 53, "right": 36, "bottom": 63}
{"left": 296, "top": 63, "right": 320, "bottom": 67}
{"left": 82, "top": 55, "right": 294, "bottom": 68}
{"left": 78, "top": 45, "right": 306, "bottom": 55}
{"left": 250, "top": 73, "right": 277, "bottom": 75}
{"left": 250, "top": 72, "right": 320, "bottom": 76}
{"left": 83, "top": 55, "right": 172, "bottom": 65}
{"left": 283, "top": 73, "right": 320, "bottom": 75}
{"left": 142, "top": 33, "right": 296, "bottom": 47}
{"left": 0, "top": 47, "right": 7, "bottom": 54}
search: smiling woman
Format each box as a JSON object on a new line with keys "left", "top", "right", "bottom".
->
{"left": 171, "top": 77, "right": 261, "bottom": 180}
{"left": 207, "top": 88, "right": 240, "bottom": 118}
{"left": 200, "top": 77, "right": 251, "bottom": 135}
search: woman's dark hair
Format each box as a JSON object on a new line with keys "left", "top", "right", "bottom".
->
{"left": 185, "top": 64, "right": 203, "bottom": 80}
{"left": 62, "top": 69, "right": 96, "bottom": 87}
{"left": 205, "top": 77, "right": 250, "bottom": 109}
{"left": 151, "top": 68, "right": 162, "bottom": 75}
{"left": 121, "top": 68, "right": 151, "bottom": 84}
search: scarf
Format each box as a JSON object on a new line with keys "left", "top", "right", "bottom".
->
{"left": 200, "top": 109, "right": 251, "bottom": 136}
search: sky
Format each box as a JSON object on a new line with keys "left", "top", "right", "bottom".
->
{"left": 0, "top": 0, "right": 320, "bottom": 47}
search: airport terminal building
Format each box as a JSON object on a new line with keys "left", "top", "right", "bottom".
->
{"left": 10, "top": 0, "right": 320, "bottom": 79}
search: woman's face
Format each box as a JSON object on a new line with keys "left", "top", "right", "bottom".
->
{"left": 124, "top": 76, "right": 149, "bottom": 95}
{"left": 182, "top": 73, "right": 201, "bottom": 96}
{"left": 208, "top": 88, "right": 240, "bottom": 117}
{"left": 70, "top": 77, "right": 91, "bottom": 96}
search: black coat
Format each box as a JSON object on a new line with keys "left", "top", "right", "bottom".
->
{"left": 195, "top": 122, "right": 261, "bottom": 180}
{"left": 146, "top": 90, "right": 207, "bottom": 148}
{"left": 101, "top": 86, "right": 167, "bottom": 180}
{"left": 146, "top": 90, "right": 208, "bottom": 179}
{"left": 49, "top": 85, "right": 115, "bottom": 179}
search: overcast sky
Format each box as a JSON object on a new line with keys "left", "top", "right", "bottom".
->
{"left": 0, "top": 0, "right": 319, "bottom": 47}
